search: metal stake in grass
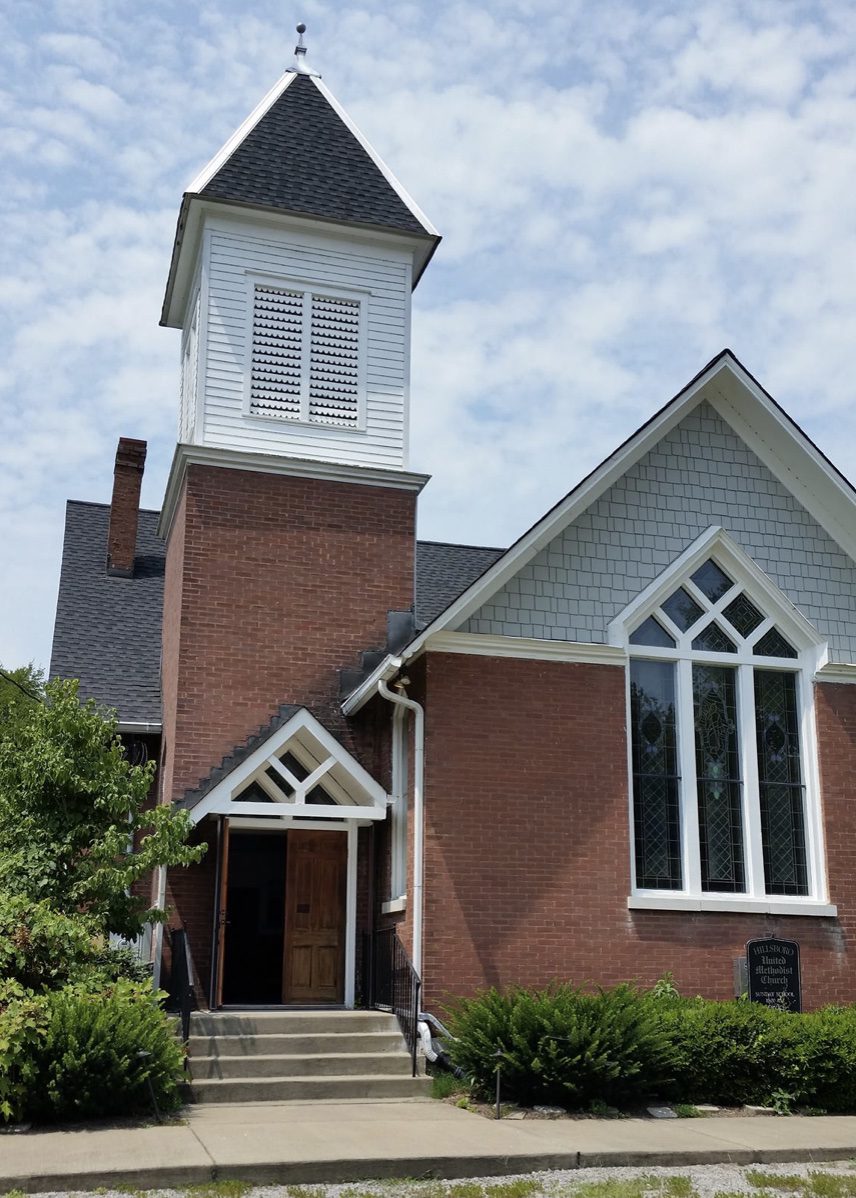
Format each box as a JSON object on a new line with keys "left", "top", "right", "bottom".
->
{"left": 137, "top": 1050, "right": 161, "bottom": 1123}
{"left": 494, "top": 1047, "right": 503, "bottom": 1120}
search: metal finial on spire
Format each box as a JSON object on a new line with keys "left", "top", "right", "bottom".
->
{"left": 288, "top": 21, "right": 319, "bottom": 76}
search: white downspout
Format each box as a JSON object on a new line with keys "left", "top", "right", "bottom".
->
{"left": 151, "top": 863, "right": 168, "bottom": 991}
{"left": 378, "top": 677, "right": 425, "bottom": 976}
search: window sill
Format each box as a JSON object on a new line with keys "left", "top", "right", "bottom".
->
{"left": 628, "top": 895, "right": 837, "bottom": 917}
{"left": 381, "top": 896, "right": 407, "bottom": 914}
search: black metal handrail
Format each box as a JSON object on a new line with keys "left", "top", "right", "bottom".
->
{"left": 367, "top": 928, "right": 421, "bottom": 1077}
{"left": 170, "top": 927, "right": 195, "bottom": 1052}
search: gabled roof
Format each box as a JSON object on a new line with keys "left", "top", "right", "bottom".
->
{"left": 49, "top": 503, "right": 164, "bottom": 725}
{"left": 49, "top": 499, "right": 500, "bottom": 726}
{"left": 343, "top": 348, "right": 856, "bottom": 711}
{"left": 162, "top": 71, "right": 440, "bottom": 325}
{"left": 190, "top": 72, "right": 436, "bottom": 238}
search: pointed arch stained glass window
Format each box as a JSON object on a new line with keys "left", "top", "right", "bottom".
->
{"left": 627, "top": 555, "right": 812, "bottom": 900}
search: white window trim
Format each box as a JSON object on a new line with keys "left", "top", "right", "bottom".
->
{"left": 613, "top": 527, "right": 833, "bottom": 915}
{"left": 242, "top": 271, "right": 368, "bottom": 432}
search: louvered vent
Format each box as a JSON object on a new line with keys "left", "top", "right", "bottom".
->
{"left": 249, "top": 285, "right": 304, "bottom": 420}
{"left": 308, "top": 293, "right": 361, "bottom": 426}
{"left": 249, "top": 284, "right": 363, "bottom": 427}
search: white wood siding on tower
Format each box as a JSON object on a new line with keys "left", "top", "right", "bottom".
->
{"left": 179, "top": 289, "right": 201, "bottom": 443}
{"left": 195, "top": 217, "right": 412, "bottom": 470}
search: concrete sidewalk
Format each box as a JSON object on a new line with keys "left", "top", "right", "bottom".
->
{"left": 5, "top": 1100, "right": 856, "bottom": 1192}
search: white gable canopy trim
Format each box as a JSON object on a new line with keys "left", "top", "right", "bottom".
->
{"left": 188, "top": 707, "right": 387, "bottom": 825}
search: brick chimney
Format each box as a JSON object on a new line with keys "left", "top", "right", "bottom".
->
{"left": 106, "top": 437, "right": 147, "bottom": 577}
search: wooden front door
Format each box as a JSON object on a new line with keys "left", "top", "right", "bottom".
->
{"left": 283, "top": 830, "right": 347, "bottom": 1004}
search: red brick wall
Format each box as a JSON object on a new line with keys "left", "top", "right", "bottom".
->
{"left": 159, "top": 463, "right": 415, "bottom": 1001}
{"left": 161, "top": 464, "right": 416, "bottom": 802}
{"left": 106, "top": 437, "right": 146, "bottom": 576}
{"left": 420, "top": 654, "right": 856, "bottom": 1011}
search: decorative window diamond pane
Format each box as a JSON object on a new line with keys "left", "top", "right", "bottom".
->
{"left": 630, "top": 660, "right": 682, "bottom": 889}
{"left": 661, "top": 587, "right": 704, "bottom": 632}
{"left": 630, "top": 616, "right": 675, "bottom": 648}
{"left": 723, "top": 592, "right": 764, "bottom": 638}
{"left": 691, "top": 622, "right": 737, "bottom": 654}
{"left": 692, "top": 664, "right": 745, "bottom": 892}
{"left": 755, "top": 670, "right": 808, "bottom": 896}
{"left": 691, "top": 559, "right": 733, "bottom": 603}
{"left": 754, "top": 628, "right": 798, "bottom": 659}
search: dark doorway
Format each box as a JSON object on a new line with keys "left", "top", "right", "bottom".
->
{"left": 221, "top": 831, "right": 286, "bottom": 1004}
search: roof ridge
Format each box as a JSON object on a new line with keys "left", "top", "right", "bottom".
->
{"left": 67, "top": 499, "right": 162, "bottom": 516}
{"left": 417, "top": 539, "right": 505, "bottom": 551}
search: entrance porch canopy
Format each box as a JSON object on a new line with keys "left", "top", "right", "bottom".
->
{"left": 185, "top": 707, "right": 387, "bottom": 826}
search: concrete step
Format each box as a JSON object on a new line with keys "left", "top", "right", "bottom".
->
{"left": 184, "top": 1073, "right": 432, "bottom": 1104}
{"left": 187, "top": 1031, "right": 406, "bottom": 1057}
{"left": 188, "top": 1051, "right": 414, "bottom": 1080}
{"left": 189, "top": 1011, "right": 397, "bottom": 1037}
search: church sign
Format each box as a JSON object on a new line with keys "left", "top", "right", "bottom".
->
{"left": 746, "top": 937, "right": 801, "bottom": 1012}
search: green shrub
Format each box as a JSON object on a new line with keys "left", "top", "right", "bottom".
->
{"left": 26, "top": 980, "right": 185, "bottom": 1123}
{"left": 0, "top": 981, "right": 48, "bottom": 1123}
{"left": 662, "top": 996, "right": 856, "bottom": 1111}
{"left": 444, "top": 981, "right": 856, "bottom": 1113}
{"left": 0, "top": 891, "right": 100, "bottom": 990}
{"left": 445, "top": 983, "right": 677, "bottom": 1108}
{"left": 661, "top": 997, "right": 797, "bottom": 1105}
{"left": 86, "top": 942, "right": 154, "bottom": 986}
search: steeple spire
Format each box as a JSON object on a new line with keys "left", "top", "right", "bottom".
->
{"left": 288, "top": 22, "right": 319, "bottom": 76}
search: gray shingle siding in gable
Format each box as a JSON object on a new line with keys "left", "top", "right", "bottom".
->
{"left": 50, "top": 502, "right": 164, "bottom": 723}
{"left": 462, "top": 401, "right": 856, "bottom": 662}
{"left": 200, "top": 74, "right": 427, "bottom": 236}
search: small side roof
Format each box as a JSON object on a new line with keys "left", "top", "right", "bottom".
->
{"left": 48, "top": 500, "right": 499, "bottom": 726}
{"left": 49, "top": 503, "right": 164, "bottom": 725}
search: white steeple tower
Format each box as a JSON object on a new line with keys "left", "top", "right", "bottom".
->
{"left": 161, "top": 28, "right": 439, "bottom": 473}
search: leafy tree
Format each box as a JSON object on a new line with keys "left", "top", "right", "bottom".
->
{"left": 0, "top": 677, "right": 204, "bottom": 985}
{"left": 0, "top": 662, "right": 44, "bottom": 741}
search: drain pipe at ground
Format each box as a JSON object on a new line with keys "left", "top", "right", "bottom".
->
{"left": 377, "top": 677, "right": 425, "bottom": 977}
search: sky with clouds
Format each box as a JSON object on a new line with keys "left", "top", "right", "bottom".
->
{"left": 2, "top": 0, "right": 856, "bottom": 672}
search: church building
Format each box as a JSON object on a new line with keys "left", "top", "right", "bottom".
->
{"left": 51, "top": 34, "right": 856, "bottom": 1026}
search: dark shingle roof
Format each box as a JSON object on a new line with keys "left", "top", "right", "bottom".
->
{"left": 49, "top": 503, "right": 505, "bottom": 725}
{"left": 415, "top": 540, "right": 505, "bottom": 627}
{"left": 200, "top": 73, "right": 428, "bottom": 236}
{"left": 49, "top": 502, "right": 164, "bottom": 724}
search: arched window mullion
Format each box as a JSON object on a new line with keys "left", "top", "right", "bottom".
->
{"left": 738, "top": 663, "right": 766, "bottom": 898}
{"left": 677, "top": 656, "right": 702, "bottom": 894}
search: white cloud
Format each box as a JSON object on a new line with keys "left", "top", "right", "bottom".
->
{"left": 1, "top": 0, "right": 856, "bottom": 670}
